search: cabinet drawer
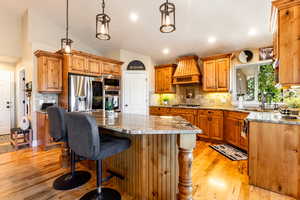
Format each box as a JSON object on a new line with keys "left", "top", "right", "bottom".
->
{"left": 198, "top": 109, "right": 223, "bottom": 116}
{"left": 170, "top": 108, "right": 197, "bottom": 115}
{"left": 149, "top": 107, "right": 171, "bottom": 115}
{"left": 225, "top": 111, "right": 249, "bottom": 120}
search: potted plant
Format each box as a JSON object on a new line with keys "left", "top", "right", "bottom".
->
{"left": 162, "top": 96, "right": 170, "bottom": 105}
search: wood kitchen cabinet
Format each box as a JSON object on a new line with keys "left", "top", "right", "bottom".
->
{"left": 102, "top": 62, "right": 121, "bottom": 76}
{"left": 170, "top": 108, "right": 197, "bottom": 124}
{"left": 155, "top": 64, "right": 176, "bottom": 94}
{"left": 273, "top": 0, "right": 300, "bottom": 86}
{"left": 87, "top": 58, "right": 102, "bottom": 75}
{"left": 70, "top": 54, "right": 87, "bottom": 73}
{"left": 224, "top": 111, "right": 249, "bottom": 151}
{"left": 35, "top": 50, "right": 63, "bottom": 93}
{"left": 249, "top": 121, "right": 300, "bottom": 199}
{"left": 202, "top": 54, "right": 231, "bottom": 92}
{"left": 196, "top": 110, "right": 223, "bottom": 141}
{"left": 36, "top": 112, "right": 61, "bottom": 150}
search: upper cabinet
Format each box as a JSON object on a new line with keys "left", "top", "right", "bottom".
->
{"left": 67, "top": 50, "right": 123, "bottom": 76}
{"left": 202, "top": 54, "right": 231, "bottom": 92}
{"left": 155, "top": 64, "right": 176, "bottom": 94}
{"left": 273, "top": 0, "right": 300, "bottom": 87}
{"left": 35, "top": 50, "right": 63, "bottom": 93}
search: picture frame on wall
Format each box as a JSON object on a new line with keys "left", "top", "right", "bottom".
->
{"left": 259, "top": 46, "right": 274, "bottom": 60}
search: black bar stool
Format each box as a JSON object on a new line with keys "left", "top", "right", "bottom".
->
{"left": 66, "top": 112, "right": 131, "bottom": 200}
{"left": 47, "top": 106, "right": 91, "bottom": 190}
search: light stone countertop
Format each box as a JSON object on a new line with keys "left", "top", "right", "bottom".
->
{"left": 88, "top": 111, "right": 202, "bottom": 135}
{"left": 246, "top": 112, "right": 300, "bottom": 125}
{"left": 150, "top": 105, "right": 250, "bottom": 113}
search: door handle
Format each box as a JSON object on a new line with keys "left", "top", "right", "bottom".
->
{"left": 6, "top": 106, "right": 10, "bottom": 109}
{"left": 125, "top": 104, "right": 128, "bottom": 107}
{"left": 6, "top": 101, "right": 10, "bottom": 104}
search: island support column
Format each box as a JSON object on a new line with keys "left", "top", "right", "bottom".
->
{"left": 177, "top": 134, "right": 196, "bottom": 200}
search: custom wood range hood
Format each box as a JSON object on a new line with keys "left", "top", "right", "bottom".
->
{"left": 173, "top": 55, "right": 201, "bottom": 84}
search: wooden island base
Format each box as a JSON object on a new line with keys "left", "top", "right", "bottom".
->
{"left": 95, "top": 133, "right": 196, "bottom": 200}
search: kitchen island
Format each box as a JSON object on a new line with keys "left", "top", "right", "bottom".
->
{"left": 89, "top": 111, "right": 201, "bottom": 200}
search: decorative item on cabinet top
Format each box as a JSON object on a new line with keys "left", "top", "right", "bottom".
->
{"left": 173, "top": 55, "right": 201, "bottom": 85}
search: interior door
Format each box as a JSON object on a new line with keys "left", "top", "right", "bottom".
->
{"left": 0, "top": 70, "right": 12, "bottom": 135}
{"left": 123, "top": 72, "right": 148, "bottom": 114}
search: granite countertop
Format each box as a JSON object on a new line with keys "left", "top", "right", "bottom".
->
{"left": 150, "top": 105, "right": 250, "bottom": 113}
{"left": 246, "top": 112, "right": 300, "bottom": 125}
{"left": 88, "top": 111, "right": 202, "bottom": 135}
{"left": 36, "top": 110, "right": 47, "bottom": 114}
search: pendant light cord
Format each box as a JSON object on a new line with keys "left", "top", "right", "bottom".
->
{"left": 102, "top": 0, "right": 105, "bottom": 14}
{"left": 66, "top": 0, "right": 69, "bottom": 40}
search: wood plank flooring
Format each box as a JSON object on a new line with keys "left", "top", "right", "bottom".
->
{"left": 0, "top": 141, "right": 295, "bottom": 200}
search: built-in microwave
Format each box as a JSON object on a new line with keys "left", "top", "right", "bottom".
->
{"left": 103, "top": 75, "right": 121, "bottom": 90}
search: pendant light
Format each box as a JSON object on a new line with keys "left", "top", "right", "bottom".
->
{"left": 61, "top": 0, "right": 73, "bottom": 54}
{"left": 96, "top": 0, "right": 111, "bottom": 40}
{"left": 159, "top": 0, "right": 176, "bottom": 33}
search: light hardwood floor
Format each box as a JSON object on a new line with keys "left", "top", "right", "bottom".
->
{"left": 0, "top": 141, "right": 295, "bottom": 200}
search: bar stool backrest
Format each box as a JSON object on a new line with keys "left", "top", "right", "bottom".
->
{"left": 65, "top": 112, "right": 100, "bottom": 160}
{"left": 47, "top": 106, "right": 67, "bottom": 142}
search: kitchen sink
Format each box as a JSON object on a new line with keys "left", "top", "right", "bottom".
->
{"left": 241, "top": 108, "right": 276, "bottom": 112}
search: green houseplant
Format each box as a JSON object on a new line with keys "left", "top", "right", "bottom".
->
{"left": 258, "top": 64, "right": 281, "bottom": 104}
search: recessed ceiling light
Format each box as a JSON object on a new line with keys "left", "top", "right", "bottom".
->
{"left": 129, "top": 12, "right": 139, "bottom": 22}
{"left": 248, "top": 28, "right": 257, "bottom": 36}
{"left": 208, "top": 36, "right": 216, "bottom": 44}
{"left": 162, "top": 48, "right": 170, "bottom": 55}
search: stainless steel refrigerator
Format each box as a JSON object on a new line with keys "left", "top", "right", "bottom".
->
{"left": 69, "top": 74, "right": 96, "bottom": 112}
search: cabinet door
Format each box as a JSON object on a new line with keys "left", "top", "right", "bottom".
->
{"left": 278, "top": 6, "right": 300, "bottom": 85}
{"left": 197, "top": 114, "right": 209, "bottom": 138}
{"left": 45, "top": 57, "right": 62, "bottom": 91}
{"left": 71, "top": 55, "right": 86, "bottom": 72}
{"left": 179, "top": 113, "right": 195, "bottom": 124}
{"left": 239, "top": 120, "right": 248, "bottom": 151}
{"left": 224, "top": 116, "right": 239, "bottom": 146}
{"left": 203, "top": 60, "right": 217, "bottom": 91}
{"left": 155, "top": 68, "right": 163, "bottom": 93}
{"left": 103, "top": 63, "right": 114, "bottom": 74}
{"left": 208, "top": 115, "right": 224, "bottom": 140}
{"left": 216, "top": 58, "right": 229, "bottom": 91}
{"left": 88, "top": 59, "right": 101, "bottom": 75}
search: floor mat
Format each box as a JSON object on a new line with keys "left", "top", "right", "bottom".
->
{"left": 210, "top": 144, "right": 248, "bottom": 161}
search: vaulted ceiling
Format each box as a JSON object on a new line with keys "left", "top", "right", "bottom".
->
{"left": 0, "top": 0, "right": 272, "bottom": 64}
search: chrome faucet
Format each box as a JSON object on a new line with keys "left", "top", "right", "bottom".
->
{"left": 260, "top": 93, "right": 266, "bottom": 110}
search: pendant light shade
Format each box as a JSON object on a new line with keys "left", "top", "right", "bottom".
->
{"left": 159, "top": 0, "right": 176, "bottom": 33}
{"left": 61, "top": 0, "right": 73, "bottom": 54}
{"left": 96, "top": 0, "right": 111, "bottom": 40}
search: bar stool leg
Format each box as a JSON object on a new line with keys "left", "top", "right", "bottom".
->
{"left": 53, "top": 150, "right": 91, "bottom": 190}
{"left": 80, "top": 160, "right": 121, "bottom": 200}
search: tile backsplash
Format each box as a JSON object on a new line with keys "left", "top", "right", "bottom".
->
{"left": 151, "top": 85, "right": 232, "bottom": 107}
{"left": 35, "top": 93, "right": 58, "bottom": 110}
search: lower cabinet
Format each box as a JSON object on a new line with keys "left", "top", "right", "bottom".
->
{"left": 149, "top": 107, "right": 249, "bottom": 150}
{"left": 224, "top": 111, "right": 249, "bottom": 151}
{"left": 37, "top": 112, "right": 61, "bottom": 150}
{"left": 196, "top": 110, "right": 223, "bottom": 141}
